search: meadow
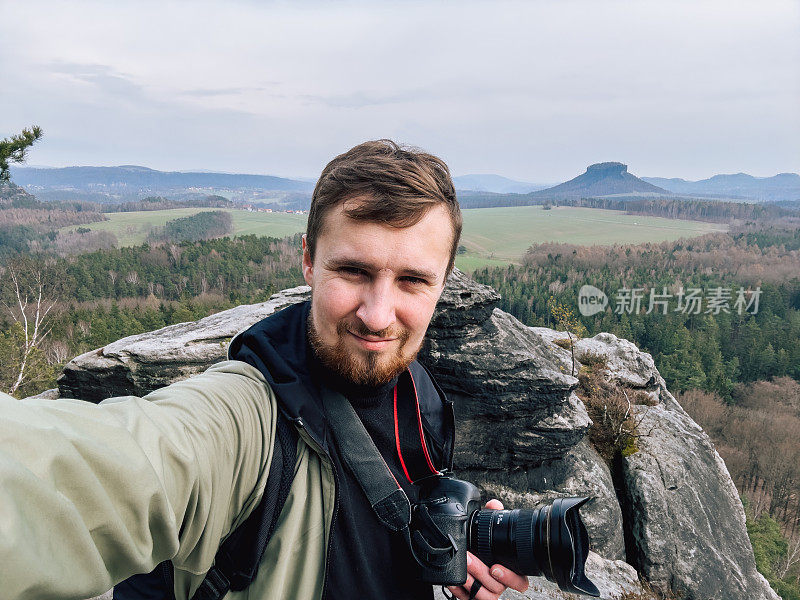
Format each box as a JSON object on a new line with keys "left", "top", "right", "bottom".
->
{"left": 61, "top": 208, "right": 308, "bottom": 247}
{"left": 61, "top": 206, "right": 727, "bottom": 271}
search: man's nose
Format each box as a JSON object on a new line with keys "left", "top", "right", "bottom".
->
{"left": 355, "top": 279, "right": 396, "bottom": 334}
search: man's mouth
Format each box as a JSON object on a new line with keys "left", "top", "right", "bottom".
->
{"left": 347, "top": 330, "right": 398, "bottom": 351}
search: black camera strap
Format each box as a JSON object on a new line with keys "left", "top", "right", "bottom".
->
{"left": 320, "top": 383, "right": 459, "bottom": 571}
{"left": 320, "top": 384, "right": 412, "bottom": 532}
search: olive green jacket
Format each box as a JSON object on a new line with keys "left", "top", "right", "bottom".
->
{"left": 0, "top": 360, "right": 333, "bottom": 600}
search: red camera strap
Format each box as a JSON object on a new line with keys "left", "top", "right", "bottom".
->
{"left": 393, "top": 368, "right": 441, "bottom": 484}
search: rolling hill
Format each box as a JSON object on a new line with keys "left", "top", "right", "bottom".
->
{"left": 643, "top": 172, "right": 800, "bottom": 202}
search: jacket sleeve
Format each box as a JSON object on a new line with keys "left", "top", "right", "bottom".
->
{"left": 0, "top": 360, "right": 276, "bottom": 600}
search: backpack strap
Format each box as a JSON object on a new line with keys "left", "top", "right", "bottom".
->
{"left": 409, "top": 361, "right": 455, "bottom": 473}
{"left": 190, "top": 411, "right": 298, "bottom": 600}
{"left": 113, "top": 559, "right": 176, "bottom": 600}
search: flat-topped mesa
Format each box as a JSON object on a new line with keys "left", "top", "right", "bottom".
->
{"left": 586, "top": 161, "right": 628, "bottom": 175}
{"left": 531, "top": 161, "right": 668, "bottom": 198}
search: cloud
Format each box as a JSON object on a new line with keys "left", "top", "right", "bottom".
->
{"left": 180, "top": 86, "right": 274, "bottom": 97}
{"left": 0, "top": 0, "right": 797, "bottom": 180}
{"left": 299, "top": 89, "right": 428, "bottom": 109}
{"left": 47, "top": 62, "right": 147, "bottom": 99}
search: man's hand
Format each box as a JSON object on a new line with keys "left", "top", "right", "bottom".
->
{"left": 445, "top": 499, "right": 529, "bottom": 600}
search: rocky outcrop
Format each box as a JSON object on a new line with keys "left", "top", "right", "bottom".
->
{"left": 58, "top": 285, "right": 310, "bottom": 402}
{"left": 419, "top": 272, "right": 625, "bottom": 563}
{"left": 621, "top": 392, "right": 778, "bottom": 600}
{"left": 546, "top": 330, "right": 778, "bottom": 599}
{"left": 622, "top": 386, "right": 778, "bottom": 599}
{"left": 57, "top": 270, "right": 777, "bottom": 599}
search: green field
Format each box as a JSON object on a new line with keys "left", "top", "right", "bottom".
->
{"left": 456, "top": 206, "right": 727, "bottom": 270}
{"left": 61, "top": 208, "right": 308, "bottom": 247}
{"left": 63, "top": 206, "right": 726, "bottom": 271}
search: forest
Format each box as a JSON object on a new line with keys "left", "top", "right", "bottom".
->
{"left": 147, "top": 210, "right": 234, "bottom": 243}
{"left": 0, "top": 234, "right": 303, "bottom": 397}
{"left": 0, "top": 182, "right": 107, "bottom": 241}
{"left": 0, "top": 185, "right": 238, "bottom": 258}
{"left": 98, "top": 194, "right": 233, "bottom": 213}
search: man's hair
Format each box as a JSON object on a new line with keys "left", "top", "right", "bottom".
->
{"left": 306, "top": 139, "right": 462, "bottom": 274}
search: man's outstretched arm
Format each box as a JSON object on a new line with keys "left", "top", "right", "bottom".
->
{"left": 0, "top": 361, "right": 275, "bottom": 600}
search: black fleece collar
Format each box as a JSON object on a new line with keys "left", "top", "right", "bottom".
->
{"left": 227, "top": 300, "right": 454, "bottom": 468}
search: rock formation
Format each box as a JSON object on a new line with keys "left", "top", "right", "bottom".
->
{"left": 58, "top": 285, "right": 310, "bottom": 402}
{"left": 56, "top": 270, "right": 777, "bottom": 600}
{"left": 531, "top": 162, "right": 668, "bottom": 198}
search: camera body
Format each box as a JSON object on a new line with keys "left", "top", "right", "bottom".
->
{"left": 409, "top": 474, "right": 599, "bottom": 597}
{"left": 412, "top": 475, "right": 483, "bottom": 585}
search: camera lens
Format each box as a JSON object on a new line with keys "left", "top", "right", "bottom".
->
{"left": 468, "top": 497, "right": 599, "bottom": 597}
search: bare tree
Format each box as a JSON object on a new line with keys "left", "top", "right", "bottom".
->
{"left": 175, "top": 276, "right": 189, "bottom": 295}
{"left": 45, "top": 339, "right": 70, "bottom": 365}
{"left": 776, "top": 533, "right": 800, "bottom": 580}
{"left": 167, "top": 243, "right": 182, "bottom": 266}
{"left": 0, "top": 257, "right": 62, "bottom": 396}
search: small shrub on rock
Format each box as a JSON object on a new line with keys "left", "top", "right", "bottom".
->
{"left": 577, "top": 361, "right": 651, "bottom": 463}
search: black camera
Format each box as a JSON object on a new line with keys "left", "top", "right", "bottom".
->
{"left": 408, "top": 475, "right": 600, "bottom": 597}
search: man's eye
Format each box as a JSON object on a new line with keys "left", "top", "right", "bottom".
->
{"left": 340, "top": 267, "right": 366, "bottom": 277}
{"left": 401, "top": 276, "right": 426, "bottom": 285}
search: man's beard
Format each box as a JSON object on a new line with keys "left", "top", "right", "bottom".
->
{"left": 307, "top": 313, "right": 415, "bottom": 387}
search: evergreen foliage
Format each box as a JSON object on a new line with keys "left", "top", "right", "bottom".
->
{"left": 0, "top": 126, "right": 42, "bottom": 182}
{"left": 147, "top": 210, "right": 233, "bottom": 243}
{"left": 746, "top": 509, "right": 800, "bottom": 599}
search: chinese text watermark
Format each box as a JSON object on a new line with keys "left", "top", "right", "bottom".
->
{"left": 578, "top": 285, "right": 761, "bottom": 317}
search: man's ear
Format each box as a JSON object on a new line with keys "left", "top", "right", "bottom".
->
{"left": 302, "top": 234, "right": 313, "bottom": 287}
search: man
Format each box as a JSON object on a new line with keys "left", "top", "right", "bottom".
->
{"left": 0, "top": 140, "right": 528, "bottom": 600}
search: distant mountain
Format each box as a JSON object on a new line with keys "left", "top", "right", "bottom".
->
{"left": 9, "top": 165, "right": 315, "bottom": 196}
{"left": 532, "top": 162, "right": 668, "bottom": 198}
{"left": 643, "top": 172, "right": 800, "bottom": 202}
{"left": 453, "top": 174, "right": 549, "bottom": 194}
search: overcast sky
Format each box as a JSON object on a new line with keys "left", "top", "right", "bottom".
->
{"left": 1, "top": 0, "right": 798, "bottom": 182}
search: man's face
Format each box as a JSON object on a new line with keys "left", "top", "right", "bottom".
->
{"left": 303, "top": 200, "right": 453, "bottom": 386}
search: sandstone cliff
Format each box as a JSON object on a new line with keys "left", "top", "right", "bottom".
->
{"left": 56, "top": 271, "right": 777, "bottom": 600}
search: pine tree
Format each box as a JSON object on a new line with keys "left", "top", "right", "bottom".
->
{"left": 0, "top": 126, "right": 43, "bottom": 181}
